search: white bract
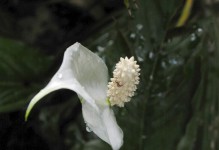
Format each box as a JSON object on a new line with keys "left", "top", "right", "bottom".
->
{"left": 25, "top": 42, "right": 123, "bottom": 150}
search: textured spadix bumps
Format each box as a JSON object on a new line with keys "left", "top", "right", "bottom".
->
{"left": 107, "top": 57, "right": 140, "bottom": 107}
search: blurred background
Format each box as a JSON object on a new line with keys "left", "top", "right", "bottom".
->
{"left": 0, "top": 0, "right": 219, "bottom": 150}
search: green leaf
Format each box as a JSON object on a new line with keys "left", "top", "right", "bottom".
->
{"left": 0, "top": 37, "right": 53, "bottom": 113}
{"left": 85, "top": 1, "right": 214, "bottom": 150}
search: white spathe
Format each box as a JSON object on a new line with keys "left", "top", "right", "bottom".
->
{"left": 25, "top": 42, "right": 123, "bottom": 150}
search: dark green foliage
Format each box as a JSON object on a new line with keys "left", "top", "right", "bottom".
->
{"left": 0, "top": 0, "right": 219, "bottom": 150}
{"left": 0, "top": 37, "right": 53, "bottom": 113}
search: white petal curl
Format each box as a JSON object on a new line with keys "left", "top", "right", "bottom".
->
{"left": 25, "top": 42, "right": 123, "bottom": 150}
{"left": 82, "top": 102, "right": 123, "bottom": 150}
{"left": 26, "top": 42, "right": 108, "bottom": 118}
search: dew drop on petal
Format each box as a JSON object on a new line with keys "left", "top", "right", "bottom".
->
{"left": 86, "top": 125, "right": 92, "bottom": 132}
{"left": 57, "top": 73, "right": 63, "bottom": 79}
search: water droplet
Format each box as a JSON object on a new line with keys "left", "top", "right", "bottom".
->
{"left": 108, "top": 40, "right": 114, "bottom": 46}
{"left": 168, "top": 56, "right": 184, "bottom": 65}
{"left": 137, "top": 45, "right": 143, "bottom": 50}
{"left": 137, "top": 56, "right": 144, "bottom": 62}
{"left": 102, "top": 33, "right": 109, "bottom": 39}
{"left": 97, "top": 46, "right": 105, "bottom": 52}
{"left": 141, "top": 135, "right": 147, "bottom": 139}
{"left": 86, "top": 125, "right": 92, "bottom": 132}
{"left": 167, "top": 39, "right": 172, "bottom": 43}
{"left": 196, "top": 28, "right": 203, "bottom": 36}
{"left": 169, "top": 58, "right": 178, "bottom": 65}
{"left": 149, "top": 75, "right": 153, "bottom": 80}
{"left": 190, "top": 33, "right": 196, "bottom": 41}
{"left": 149, "top": 52, "right": 154, "bottom": 59}
{"left": 197, "top": 28, "right": 203, "bottom": 33}
{"left": 130, "top": 33, "right": 136, "bottom": 39}
{"left": 161, "top": 61, "right": 167, "bottom": 68}
{"left": 140, "top": 35, "right": 145, "bottom": 40}
{"left": 211, "top": 140, "right": 215, "bottom": 149}
{"left": 136, "top": 24, "right": 143, "bottom": 30}
{"left": 57, "top": 73, "right": 63, "bottom": 79}
{"left": 157, "top": 92, "right": 165, "bottom": 98}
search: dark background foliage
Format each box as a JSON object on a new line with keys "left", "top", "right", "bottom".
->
{"left": 0, "top": 0, "right": 219, "bottom": 150}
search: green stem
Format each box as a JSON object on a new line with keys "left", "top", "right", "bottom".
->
{"left": 139, "top": 55, "right": 159, "bottom": 150}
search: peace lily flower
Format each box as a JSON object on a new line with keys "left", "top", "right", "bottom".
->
{"left": 25, "top": 42, "right": 123, "bottom": 150}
